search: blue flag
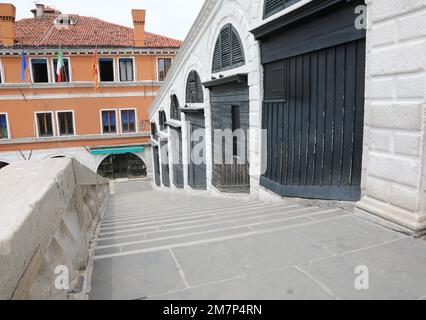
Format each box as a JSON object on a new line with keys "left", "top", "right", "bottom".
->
{"left": 21, "top": 50, "right": 27, "bottom": 81}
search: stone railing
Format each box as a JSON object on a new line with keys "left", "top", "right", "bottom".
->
{"left": 0, "top": 158, "right": 110, "bottom": 300}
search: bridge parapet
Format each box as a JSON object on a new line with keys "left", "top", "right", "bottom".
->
{"left": 0, "top": 158, "right": 110, "bottom": 300}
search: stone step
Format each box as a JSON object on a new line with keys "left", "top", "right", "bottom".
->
{"left": 94, "top": 208, "right": 345, "bottom": 259}
{"left": 104, "top": 199, "right": 239, "bottom": 217}
{"left": 95, "top": 208, "right": 343, "bottom": 254}
{"left": 99, "top": 204, "right": 306, "bottom": 234}
{"left": 97, "top": 204, "right": 305, "bottom": 239}
{"left": 100, "top": 202, "right": 292, "bottom": 227}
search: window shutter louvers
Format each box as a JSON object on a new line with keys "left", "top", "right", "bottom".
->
{"left": 211, "top": 24, "right": 245, "bottom": 72}
{"left": 186, "top": 71, "right": 204, "bottom": 104}
{"left": 264, "top": 0, "right": 301, "bottom": 18}
{"left": 170, "top": 95, "right": 181, "bottom": 121}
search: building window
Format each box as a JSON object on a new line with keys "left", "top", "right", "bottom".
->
{"left": 159, "top": 110, "right": 167, "bottom": 130}
{"left": 212, "top": 24, "right": 245, "bottom": 73}
{"left": 119, "top": 58, "right": 134, "bottom": 82}
{"left": 264, "top": 0, "right": 301, "bottom": 19}
{"left": 158, "top": 58, "right": 172, "bottom": 81}
{"left": 99, "top": 58, "right": 115, "bottom": 82}
{"left": 170, "top": 94, "right": 181, "bottom": 121}
{"left": 53, "top": 58, "right": 70, "bottom": 82}
{"left": 57, "top": 111, "right": 74, "bottom": 136}
{"left": 31, "top": 59, "right": 49, "bottom": 83}
{"left": 0, "top": 114, "right": 9, "bottom": 139}
{"left": 102, "top": 110, "right": 117, "bottom": 134}
{"left": 36, "top": 112, "right": 54, "bottom": 137}
{"left": 186, "top": 70, "right": 204, "bottom": 104}
{"left": 121, "top": 109, "right": 136, "bottom": 133}
{"left": 151, "top": 122, "right": 158, "bottom": 139}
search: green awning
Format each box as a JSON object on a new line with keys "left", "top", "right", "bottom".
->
{"left": 90, "top": 146, "right": 145, "bottom": 155}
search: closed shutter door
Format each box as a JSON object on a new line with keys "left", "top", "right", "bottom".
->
{"left": 260, "top": 0, "right": 366, "bottom": 201}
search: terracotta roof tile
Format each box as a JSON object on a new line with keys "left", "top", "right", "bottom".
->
{"left": 14, "top": 15, "right": 182, "bottom": 48}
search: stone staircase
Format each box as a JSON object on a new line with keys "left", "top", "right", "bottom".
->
{"left": 93, "top": 189, "right": 346, "bottom": 260}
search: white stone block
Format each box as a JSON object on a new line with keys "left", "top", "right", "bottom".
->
{"left": 394, "top": 132, "right": 422, "bottom": 156}
{"left": 369, "top": 129, "right": 392, "bottom": 152}
{"left": 368, "top": 77, "right": 395, "bottom": 99}
{"left": 369, "top": 41, "right": 426, "bottom": 76}
{"left": 389, "top": 184, "right": 420, "bottom": 212}
{"left": 368, "top": 153, "right": 421, "bottom": 188}
{"left": 398, "top": 10, "right": 426, "bottom": 41}
{"left": 369, "top": 102, "right": 423, "bottom": 130}
{"left": 371, "top": 0, "right": 426, "bottom": 23}
{"left": 395, "top": 73, "right": 426, "bottom": 99}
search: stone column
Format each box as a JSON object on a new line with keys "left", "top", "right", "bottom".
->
{"left": 357, "top": 0, "right": 426, "bottom": 234}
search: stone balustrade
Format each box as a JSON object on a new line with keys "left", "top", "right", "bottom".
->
{"left": 0, "top": 158, "right": 110, "bottom": 300}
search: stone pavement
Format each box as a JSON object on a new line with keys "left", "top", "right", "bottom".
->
{"left": 89, "top": 189, "right": 426, "bottom": 300}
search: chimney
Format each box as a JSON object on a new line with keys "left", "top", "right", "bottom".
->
{"left": 0, "top": 3, "right": 16, "bottom": 47}
{"left": 35, "top": 3, "right": 44, "bottom": 17}
{"left": 132, "top": 9, "right": 146, "bottom": 47}
{"left": 31, "top": 4, "right": 61, "bottom": 18}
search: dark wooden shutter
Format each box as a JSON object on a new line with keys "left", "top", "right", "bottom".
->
{"left": 170, "top": 95, "right": 181, "bottom": 121}
{"left": 231, "top": 28, "right": 244, "bottom": 65}
{"left": 186, "top": 70, "right": 204, "bottom": 103}
{"left": 159, "top": 111, "right": 167, "bottom": 130}
{"left": 264, "top": 0, "right": 301, "bottom": 18}
{"left": 212, "top": 40, "right": 221, "bottom": 72}
{"left": 221, "top": 26, "right": 232, "bottom": 68}
{"left": 212, "top": 24, "right": 245, "bottom": 72}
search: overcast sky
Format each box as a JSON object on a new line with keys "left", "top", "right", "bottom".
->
{"left": 11, "top": 0, "right": 205, "bottom": 40}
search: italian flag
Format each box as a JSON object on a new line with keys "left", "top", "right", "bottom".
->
{"left": 56, "top": 49, "right": 64, "bottom": 82}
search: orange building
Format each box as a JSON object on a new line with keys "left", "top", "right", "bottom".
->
{"left": 0, "top": 3, "right": 180, "bottom": 179}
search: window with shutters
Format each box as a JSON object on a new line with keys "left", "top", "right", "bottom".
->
{"left": 119, "top": 58, "right": 134, "bottom": 82}
{"left": 121, "top": 109, "right": 136, "bottom": 133}
{"left": 186, "top": 70, "right": 204, "bottom": 104}
{"left": 36, "top": 112, "right": 54, "bottom": 137}
{"left": 101, "top": 110, "right": 117, "bottom": 134}
{"left": 158, "top": 58, "right": 172, "bottom": 81}
{"left": 57, "top": 111, "right": 75, "bottom": 136}
{"left": 159, "top": 110, "right": 167, "bottom": 130}
{"left": 170, "top": 95, "right": 181, "bottom": 121}
{"left": 263, "top": 0, "right": 302, "bottom": 19}
{"left": 212, "top": 24, "right": 245, "bottom": 73}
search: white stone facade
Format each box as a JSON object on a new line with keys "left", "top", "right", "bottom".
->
{"left": 357, "top": 0, "right": 426, "bottom": 232}
{"left": 149, "top": 0, "right": 426, "bottom": 234}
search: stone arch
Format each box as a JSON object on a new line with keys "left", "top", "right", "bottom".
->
{"left": 206, "top": 5, "right": 251, "bottom": 75}
{"left": 96, "top": 152, "right": 148, "bottom": 180}
{"left": 185, "top": 70, "right": 204, "bottom": 104}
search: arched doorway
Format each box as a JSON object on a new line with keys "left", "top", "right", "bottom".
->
{"left": 97, "top": 153, "right": 147, "bottom": 180}
{"left": 0, "top": 161, "right": 9, "bottom": 170}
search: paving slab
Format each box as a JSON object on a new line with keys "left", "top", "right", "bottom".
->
{"left": 151, "top": 267, "right": 333, "bottom": 300}
{"left": 90, "top": 190, "right": 426, "bottom": 300}
{"left": 90, "top": 250, "right": 185, "bottom": 300}
{"left": 292, "top": 218, "right": 388, "bottom": 255}
{"left": 172, "top": 229, "right": 331, "bottom": 287}
{"left": 299, "top": 237, "right": 426, "bottom": 300}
